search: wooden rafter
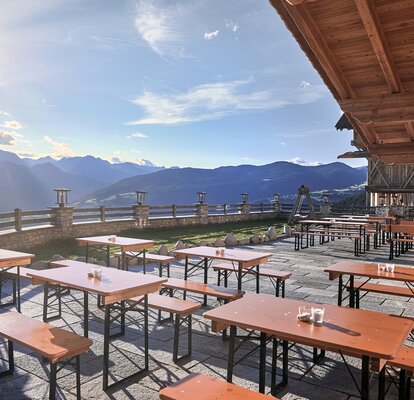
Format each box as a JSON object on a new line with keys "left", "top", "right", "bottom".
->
{"left": 339, "top": 93, "right": 414, "bottom": 113}
{"left": 286, "top": 0, "right": 319, "bottom": 4}
{"left": 280, "top": 1, "right": 354, "bottom": 99}
{"left": 354, "top": 109, "right": 414, "bottom": 124}
{"left": 346, "top": 114, "right": 376, "bottom": 145}
{"left": 354, "top": 0, "right": 402, "bottom": 94}
{"left": 403, "top": 167, "right": 414, "bottom": 188}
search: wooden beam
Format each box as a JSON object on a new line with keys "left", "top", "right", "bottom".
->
{"left": 280, "top": 1, "right": 354, "bottom": 99}
{"left": 405, "top": 122, "right": 414, "bottom": 141}
{"left": 354, "top": 0, "right": 402, "bottom": 93}
{"left": 368, "top": 142, "right": 414, "bottom": 155}
{"left": 339, "top": 93, "right": 414, "bottom": 113}
{"left": 347, "top": 114, "right": 377, "bottom": 144}
{"left": 354, "top": 108, "right": 414, "bottom": 124}
{"left": 285, "top": 0, "right": 319, "bottom": 5}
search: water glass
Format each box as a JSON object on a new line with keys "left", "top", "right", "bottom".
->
{"left": 92, "top": 267, "right": 102, "bottom": 280}
{"left": 311, "top": 307, "right": 325, "bottom": 324}
{"left": 386, "top": 263, "right": 395, "bottom": 273}
{"left": 297, "top": 306, "right": 311, "bottom": 321}
{"left": 109, "top": 234, "right": 116, "bottom": 242}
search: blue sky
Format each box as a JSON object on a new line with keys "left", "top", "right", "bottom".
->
{"left": 0, "top": 0, "right": 363, "bottom": 168}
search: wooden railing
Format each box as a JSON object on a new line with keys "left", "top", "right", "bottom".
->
{"left": 149, "top": 205, "right": 197, "bottom": 218}
{"left": 0, "top": 209, "right": 52, "bottom": 232}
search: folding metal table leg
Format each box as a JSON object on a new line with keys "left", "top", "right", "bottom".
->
{"left": 360, "top": 355, "right": 370, "bottom": 400}
{"left": 49, "top": 362, "right": 57, "bottom": 400}
{"left": 226, "top": 325, "right": 236, "bottom": 383}
{"left": 83, "top": 291, "right": 89, "bottom": 338}
{"left": 0, "top": 340, "right": 14, "bottom": 378}
{"left": 259, "top": 332, "right": 266, "bottom": 393}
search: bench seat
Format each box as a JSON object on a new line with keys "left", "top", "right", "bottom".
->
{"left": 346, "top": 280, "right": 414, "bottom": 298}
{"left": 159, "top": 373, "right": 274, "bottom": 400}
{"left": 162, "top": 278, "right": 244, "bottom": 301}
{"left": 130, "top": 293, "right": 201, "bottom": 362}
{"left": 0, "top": 311, "right": 92, "bottom": 399}
{"left": 115, "top": 251, "right": 174, "bottom": 276}
{"left": 213, "top": 263, "right": 291, "bottom": 296}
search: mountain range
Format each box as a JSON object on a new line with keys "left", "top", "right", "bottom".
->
{"left": 0, "top": 149, "right": 367, "bottom": 211}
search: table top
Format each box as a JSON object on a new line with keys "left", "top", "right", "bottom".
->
{"left": 76, "top": 235, "right": 154, "bottom": 251}
{"left": 325, "top": 260, "right": 414, "bottom": 283}
{"left": 322, "top": 217, "right": 385, "bottom": 224}
{"left": 341, "top": 215, "right": 396, "bottom": 221}
{"left": 174, "top": 246, "right": 272, "bottom": 266}
{"left": 27, "top": 259, "right": 166, "bottom": 305}
{"left": 0, "top": 249, "right": 35, "bottom": 268}
{"left": 203, "top": 294, "right": 412, "bottom": 360}
{"left": 299, "top": 220, "right": 368, "bottom": 226}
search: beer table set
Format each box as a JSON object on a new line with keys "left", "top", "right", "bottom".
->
{"left": 76, "top": 235, "right": 154, "bottom": 272}
{"left": 203, "top": 294, "right": 413, "bottom": 400}
{"left": 27, "top": 259, "right": 166, "bottom": 390}
{"left": 325, "top": 260, "right": 414, "bottom": 308}
{"left": 0, "top": 249, "right": 34, "bottom": 312}
{"left": 174, "top": 246, "right": 272, "bottom": 304}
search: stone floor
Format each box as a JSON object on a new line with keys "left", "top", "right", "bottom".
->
{"left": 1, "top": 236, "right": 413, "bottom": 399}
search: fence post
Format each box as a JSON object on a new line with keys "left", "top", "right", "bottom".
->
{"left": 100, "top": 205, "right": 106, "bottom": 222}
{"left": 14, "top": 208, "right": 22, "bottom": 232}
{"left": 260, "top": 202, "right": 264, "bottom": 213}
{"left": 133, "top": 204, "right": 149, "bottom": 227}
{"left": 196, "top": 203, "right": 209, "bottom": 223}
{"left": 172, "top": 204, "right": 177, "bottom": 218}
{"left": 223, "top": 204, "right": 227, "bottom": 215}
{"left": 240, "top": 203, "right": 251, "bottom": 217}
{"left": 50, "top": 206, "right": 74, "bottom": 230}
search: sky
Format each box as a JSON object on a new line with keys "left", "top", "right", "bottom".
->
{"left": 0, "top": 0, "right": 364, "bottom": 169}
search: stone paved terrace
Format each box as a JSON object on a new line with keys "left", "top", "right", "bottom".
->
{"left": 1, "top": 236, "right": 413, "bottom": 399}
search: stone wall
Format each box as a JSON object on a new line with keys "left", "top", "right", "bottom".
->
{"left": 0, "top": 204, "right": 281, "bottom": 251}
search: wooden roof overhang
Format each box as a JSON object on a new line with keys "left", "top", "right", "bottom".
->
{"left": 269, "top": 0, "right": 414, "bottom": 165}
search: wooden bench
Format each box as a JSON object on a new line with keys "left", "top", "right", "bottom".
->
{"left": 159, "top": 373, "right": 275, "bottom": 400}
{"left": 293, "top": 230, "right": 366, "bottom": 256}
{"left": 344, "top": 280, "right": 414, "bottom": 308}
{"left": 115, "top": 251, "right": 174, "bottom": 276}
{"left": 0, "top": 311, "right": 92, "bottom": 400}
{"left": 161, "top": 277, "right": 244, "bottom": 303}
{"left": 378, "top": 346, "right": 414, "bottom": 400}
{"left": 129, "top": 293, "right": 201, "bottom": 362}
{"left": 213, "top": 263, "right": 291, "bottom": 296}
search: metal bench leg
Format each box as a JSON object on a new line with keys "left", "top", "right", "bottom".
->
{"left": 271, "top": 338, "right": 288, "bottom": 395}
{"left": 173, "top": 314, "right": 192, "bottom": 363}
{"left": 76, "top": 355, "right": 81, "bottom": 400}
{"left": 313, "top": 347, "right": 325, "bottom": 364}
{"left": 378, "top": 367, "right": 386, "bottom": 400}
{"left": 0, "top": 340, "right": 14, "bottom": 378}
{"left": 256, "top": 265, "right": 260, "bottom": 294}
{"left": 49, "top": 362, "right": 57, "bottom": 400}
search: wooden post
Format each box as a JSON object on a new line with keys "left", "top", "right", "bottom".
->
{"left": 100, "top": 206, "right": 106, "bottom": 222}
{"left": 260, "top": 203, "right": 264, "bottom": 212}
{"left": 172, "top": 204, "right": 177, "bottom": 218}
{"left": 223, "top": 204, "right": 227, "bottom": 215}
{"left": 14, "top": 208, "right": 22, "bottom": 232}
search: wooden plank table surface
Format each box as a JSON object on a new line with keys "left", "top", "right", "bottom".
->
{"left": 325, "top": 260, "right": 414, "bottom": 307}
{"left": 0, "top": 249, "right": 35, "bottom": 312}
{"left": 203, "top": 294, "right": 412, "bottom": 400}
{"left": 76, "top": 235, "right": 155, "bottom": 271}
{"left": 174, "top": 246, "right": 272, "bottom": 297}
{"left": 27, "top": 260, "right": 166, "bottom": 391}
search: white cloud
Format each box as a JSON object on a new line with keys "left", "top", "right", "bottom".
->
{"left": 280, "top": 142, "right": 286, "bottom": 145}
{"left": 204, "top": 30, "right": 219, "bottom": 40}
{"left": 288, "top": 157, "right": 322, "bottom": 166}
{"left": 127, "top": 132, "right": 148, "bottom": 139}
{"left": 17, "top": 152, "right": 42, "bottom": 159}
{"left": 127, "top": 79, "right": 327, "bottom": 125}
{"left": 43, "top": 136, "right": 74, "bottom": 157}
{"left": 1, "top": 120, "right": 23, "bottom": 129}
{"left": 300, "top": 80, "right": 311, "bottom": 89}
{"left": 0, "top": 111, "right": 10, "bottom": 117}
{"left": 134, "top": 0, "right": 187, "bottom": 57}
{"left": 225, "top": 19, "right": 239, "bottom": 33}
{"left": 111, "top": 157, "right": 122, "bottom": 163}
{"left": 0, "top": 130, "right": 17, "bottom": 145}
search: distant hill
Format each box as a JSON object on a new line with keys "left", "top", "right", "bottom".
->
{"left": 79, "top": 161, "right": 368, "bottom": 207}
{"left": 0, "top": 150, "right": 165, "bottom": 210}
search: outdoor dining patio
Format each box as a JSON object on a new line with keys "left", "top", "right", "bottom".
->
{"left": 0, "top": 223, "right": 413, "bottom": 400}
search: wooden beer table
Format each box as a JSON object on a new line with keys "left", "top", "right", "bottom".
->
{"left": 76, "top": 235, "right": 154, "bottom": 272}
{"left": 325, "top": 260, "right": 414, "bottom": 308}
{"left": 27, "top": 260, "right": 166, "bottom": 390}
{"left": 0, "top": 249, "right": 34, "bottom": 312}
{"left": 203, "top": 294, "right": 412, "bottom": 400}
{"left": 174, "top": 246, "right": 271, "bottom": 304}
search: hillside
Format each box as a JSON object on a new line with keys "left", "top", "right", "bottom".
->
{"left": 79, "top": 161, "right": 367, "bottom": 206}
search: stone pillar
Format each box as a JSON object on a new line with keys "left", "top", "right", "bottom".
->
{"left": 50, "top": 206, "right": 74, "bottom": 229}
{"left": 273, "top": 201, "right": 282, "bottom": 213}
{"left": 134, "top": 204, "right": 149, "bottom": 227}
{"left": 196, "top": 203, "right": 209, "bottom": 222}
{"left": 319, "top": 203, "right": 332, "bottom": 216}
{"left": 240, "top": 203, "right": 251, "bottom": 215}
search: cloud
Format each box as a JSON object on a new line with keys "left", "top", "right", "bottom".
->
{"left": 17, "top": 152, "right": 41, "bottom": 158}
{"left": 127, "top": 132, "right": 148, "bottom": 139}
{"left": 300, "top": 80, "right": 311, "bottom": 89}
{"left": 43, "top": 136, "right": 74, "bottom": 157}
{"left": 280, "top": 142, "right": 286, "bottom": 145}
{"left": 204, "top": 30, "right": 219, "bottom": 40}
{"left": 134, "top": 0, "right": 188, "bottom": 57}
{"left": 0, "top": 130, "right": 17, "bottom": 145}
{"left": 0, "top": 111, "right": 10, "bottom": 116}
{"left": 127, "top": 79, "right": 327, "bottom": 125}
{"left": 288, "top": 157, "right": 322, "bottom": 166}
{"left": 111, "top": 157, "right": 122, "bottom": 163}
{"left": 225, "top": 19, "right": 239, "bottom": 33}
{"left": 1, "top": 120, "right": 23, "bottom": 129}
